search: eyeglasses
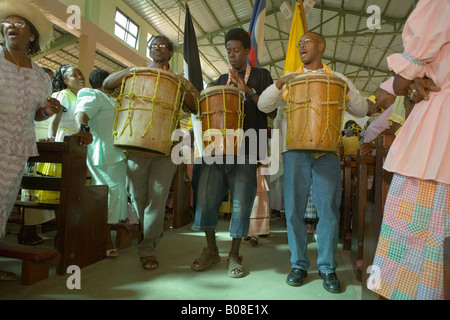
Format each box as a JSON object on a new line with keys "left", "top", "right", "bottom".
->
{"left": 296, "top": 38, "right": 312, "bottom": 48}
{"left": 149, "top": 44, "right": 168, "bottom": 49}
{"left": 1, "top": 20, "right": 28, "bottom": 29}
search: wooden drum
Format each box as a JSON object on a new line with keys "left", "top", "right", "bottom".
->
{"left": 199, "top": 85, "right": 244, "bottom": 155}
{"left": 113, "top": 68, "right": 188, "bottom": 156}
{"left": 284, "top": 73, "right": 347, "bottom": 152}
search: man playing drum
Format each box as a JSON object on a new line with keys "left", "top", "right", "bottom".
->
{"left": 258, "top": 32, "right": 368, "bottom": 293}
{"left": 190, "top": 28, "right": 273, "bottom": 278}
{"left": 103, "top": 35, "right": 197, "bottom": 270}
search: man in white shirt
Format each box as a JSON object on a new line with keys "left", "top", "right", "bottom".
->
{"left": 258, "top": 32, "right": 368, "bottom": 293}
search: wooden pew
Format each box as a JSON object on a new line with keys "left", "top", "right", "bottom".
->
{"left": 351, "top": 150, "right": 375, "bottom": 280}
{"left": 0, "top": 243, "right": 59, "bottom": 285}
{"left": 361, "top": 134, "right": 394, "bottom": 300}
{"left": 12, "top": 135, "right": 108, "bottom": 276}
{"left": 342, "top": 155, "right": 357, "bottom": 251}
{"left": 111, "top": 223, "right": 142, "bottom": 249}
{"left": 172, "top": 163, "right": 194, "bottom": 229}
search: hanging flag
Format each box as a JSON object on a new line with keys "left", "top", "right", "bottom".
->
{"left": 183, "top": 4, "right": 204, "bottom": 156}
{"left": 282, "top": 2, "right": 306, "bottom": 75}
{"left": 247, "top": 0, "right": 266, "bottom": 68}
{"left": 183, "top": 3, "right": 203, "bottom": 92}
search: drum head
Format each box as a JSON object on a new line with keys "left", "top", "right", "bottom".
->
{"left": 288, "top": 72, "right": 347, "bottom": 88}
{"left": 199, "top": 85, "right": 241, "bottom": 102}
{"left": 126, "top": 67, "right": 183, "bottom": 86}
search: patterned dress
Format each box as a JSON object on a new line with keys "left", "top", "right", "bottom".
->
{"left": 370, "top": 0, "right": 450, "bottom": 300}
{"left": 0, "top": 46, "right": 52, "bottom": 238}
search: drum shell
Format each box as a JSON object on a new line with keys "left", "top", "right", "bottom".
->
{"left": 199, "top": 86, "right": 244, "bottom": 155}
{"left": 284, "top": 73, "right": 346, "bottom": 152}
{"left": 113, "top": 68, "right": 185, "bottom": 156}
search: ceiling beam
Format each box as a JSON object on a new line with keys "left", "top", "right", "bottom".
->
{"left": 342, "top": 0, "right": 367, "bottom": 75}
{"left": 312, "top": 3, "right": 407, "bottom": 25}
{"left": 195, "top": 7, "right": 281, "bottom": 42}
{"left": 32, "top": 33, "right": 78, "bottom": 59}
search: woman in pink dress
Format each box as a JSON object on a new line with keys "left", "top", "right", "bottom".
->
{"left": 369, "top": 0, "right": 449, "bottom": 300}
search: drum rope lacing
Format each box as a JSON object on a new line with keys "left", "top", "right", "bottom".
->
{"left": 285, "top": 74, "right": 347, "bottom": 148}
{"left": 202, "top": 88, "right": 244, "bottom": 149}
{"left": 113, "top": 69, "right": 185, "bottom": 145}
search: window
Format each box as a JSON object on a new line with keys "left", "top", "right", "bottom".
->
{"left": 146, "top": 33, "right": 154, "bottom": 59}
{"left": 114, "top": 9, "right": 139, "bottom": 49}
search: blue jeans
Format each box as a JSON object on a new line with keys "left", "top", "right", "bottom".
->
{"left": 283, "top": 151, "right": 341, "bottom": 273}
{"left": 192, "top": 159, "right": 257, "bottom": 238}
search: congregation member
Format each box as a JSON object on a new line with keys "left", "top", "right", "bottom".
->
{"left": 48, "top": 65, "right": 86, "bottom": 141}
{"left": 190, "top": 28, "right": 273, "bottom": 278}
{"left": 369, "top": 0, "right": 449, "bottom": 300}
{"left": 74, "top": 69, "right": 127, "bottom": 258}
{"left": 359, "top": 77, "right": 397, "bottom": 156}
{"left": 341, "top": 120, "right": 362, "bottom": 157}
{"left": 258, "top": 31, "right": 368, "bottom": 293}
{"left": 0, "top": 0, "right": 62, "bottom": 281}
{"left": 245, "top": 164, "right": 270, "bottom": 247}
{"left": 31, "top": 64, "right": 87, "bottom": 245}
{"left": 103, "top": 35, "right": 197, "bottom": 270}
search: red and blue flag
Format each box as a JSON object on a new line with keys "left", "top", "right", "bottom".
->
{"left": 247, "top": 0, "right": 266, "bottom": 68}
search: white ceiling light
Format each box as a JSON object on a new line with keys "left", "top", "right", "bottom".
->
{"left": 280, "top": 1, "right": 293, "bottom": 20}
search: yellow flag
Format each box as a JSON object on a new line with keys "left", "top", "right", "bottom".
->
{"left": 282, "top": 3, "right": 304, "bottom": 76}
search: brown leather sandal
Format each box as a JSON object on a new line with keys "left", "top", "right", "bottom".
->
{"left": 191, "top": 247, "right": 220, "bottom": 271}
{"left": 140, "top": 256, "right": 159, "bottom": 270}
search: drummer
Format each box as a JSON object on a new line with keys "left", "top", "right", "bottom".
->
{"left": 103, "top": 35, "right": 197, "bottom": 271}
{"left": 258, "top": 32, "right": 368, "bottom": 293}
{"left": 190, "top": 28, "right": 273, "bottom": 278}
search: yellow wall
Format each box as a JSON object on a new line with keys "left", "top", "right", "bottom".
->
{"left": 58, "top": 0, "right": 153, "bottom": 59}
{"left": 57, "top": 0, "right": 183, "bottom": 73}
{"left": 98, "top": 0, "right": 155, "bottom": 58}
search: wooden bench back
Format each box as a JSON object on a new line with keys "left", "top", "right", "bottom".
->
{"left": 15, "top": 135, "right": 108, "bottom": 274}
{"left": 351, "top": 150, "right": 376, "bottom": 278}
{"left": 342, "top": 155, "right": 357, "bottom": 250}
{"left": 16, "top": 136, "right": 87, "bottom": 210}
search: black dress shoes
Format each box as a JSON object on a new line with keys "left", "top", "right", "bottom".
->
{"left": 286, "top": 268, "right": 307, "bottom": 287}
{"left": 319, "top": 271, "right": 341, "bottom": 293}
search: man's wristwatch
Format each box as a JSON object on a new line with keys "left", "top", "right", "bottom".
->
{"left": 79, "top": 123, "right": 90, "bottom": 133}
{"left": 246, "top": 88, "right": 257, "bottom": 99}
